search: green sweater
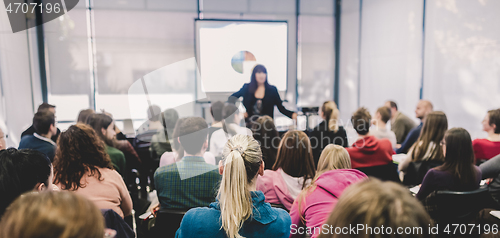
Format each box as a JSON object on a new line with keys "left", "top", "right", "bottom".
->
{"left": 106, "top": 145, "right": 126, "bottom": 177}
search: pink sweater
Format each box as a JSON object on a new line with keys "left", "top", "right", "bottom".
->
{"left": 60, "top": 168, "right": 133, "bottom": 218}
{"left": 289, "top": 169, "right": 367, "bottom": 238}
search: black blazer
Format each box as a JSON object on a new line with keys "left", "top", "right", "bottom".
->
{"left": 229, "top": 83, "right": 294, "bottom": 120}
{"left": 309, "top": 121, "right": 348, "bottom": 167}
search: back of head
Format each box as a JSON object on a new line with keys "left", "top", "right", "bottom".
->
{"left": 411, "top": 111, "right": 448, "bottom": 162}
{"left": 147, "top": 105, "right": 162, "bottom": 122}
{"left": 161, "top": 108, "right": 179, "bottom": 132}
{"left": 178, "top": 117, "right": 208, "bottom": 155}
{"left": 86, "top": 113, "right": 113, "bottom": 145}
{"left": 487, "top": 109, "right": 500, "bottom": 134}
{"left": 251, "top": 116, "right": 279, "bottom": 166}
{"left": 171, "top": 117, "right": 187, "bottom": 159}
{"left": 387, "top": 101, "right": 398, "bottom": 110}
{"left": 222, "top": 104, "right": 240, "bottom": 136}
{"left": 210, "top": 101, "right": 225, "bottom": 122}
{"left": 0, "top": 148, "right": 51, "bottom": 217}
{"left": 0, "top": 191, "right": 105, "bottom": 238}
{"left": 77, "top": 109, "right": 95, "bottom": 124}
{"left": 322, "top": 101, "right": 340, "bottom": 132}
{"left": 273, "top": 130, "right": 315, "bottom": 187}
{"left": 37, "top": 103, "right": 55, "bottom": 112}
{"left": 219, "top": 134, "right": 263, "bottom": 238}
{"left": 53, "top": 124, "right": 113, "bottom": 191}
{"left": 351, "top": 107, "right": 371, "bottom": 135}
{"left": 318, "top": 179, "right": 433, "bottom": 238}
{"left": 316, "top": 144, "right": 351, "bottom": 174}
{"left": 437, "top": 127, "right": 476, "bottom": 186}
{"left": 33, "top": 110, "right": 55, "bottom": 135}
{"left": 376, "top": 106, "right": 391, "bottom": 124}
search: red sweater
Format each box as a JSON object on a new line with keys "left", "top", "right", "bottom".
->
{"left": 472, "top": 138, "right": 500, "bottom": 162}
{"left": 346, "top": 136, "right": 393, "bottom": 169}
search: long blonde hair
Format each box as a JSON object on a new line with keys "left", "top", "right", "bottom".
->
{"left": 218, "top": 134, "right": 263, "bottom": 238}
{"left": 296, "top": 144, "right": 351, "bottom": 222}
{"left": 322, "top": 101, "right": 340, "bottom": 132}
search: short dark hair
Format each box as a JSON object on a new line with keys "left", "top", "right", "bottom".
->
{"left": 37, "top": 103, "right": 55, "bottom": 112}
{"left": 488, "top": 109, "right": 500, "bottom": 134}
{"left": 377, "top": 106, "right": 391, "bottom": 123}
{"left": 388, "top": 101, "right": 398, "bottom": 110}
{"left": 351, "top": 107, "right": 371, "bottom": 135}
{"left": 33, "top": 110, "right": 55, "bottom": 135}
{"left": 210, "top": 101, "right": 224, "bottom": 122}
{"left": 77, "top": 109, "right": 95, "bottom": 124}
{"left": 178, "top": 117, "right": 208, "bottom": 155}
{"left": 0, "top": 148, "right": 52, "bottom": 216}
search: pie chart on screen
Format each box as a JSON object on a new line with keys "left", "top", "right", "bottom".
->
{"left": 231, "top": 51, "right": 256, "bottom": 74}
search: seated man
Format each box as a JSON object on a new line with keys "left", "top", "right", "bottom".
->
{"left": 21, "top": 103, "right": 61, "bottom": 142}
{"left": 19, "top": 110, "right": 57, "bottom": 161}
{"left": 396, "top": 100, "right": 433, "bottom": 154}
{"left": 347, "top": 108, "right": 393, "bottom": 169}
{"left": 154, "top": 117, "right": 221, "bottom": 209}
{"left": 385, "top": 100, "right": 416, "bottom": 144}
{"left": 0, "top": 148, "right": 53, "bottom": 217}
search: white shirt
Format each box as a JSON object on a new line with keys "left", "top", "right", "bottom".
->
{"left": 33, "top": 133, "right": 56, "bottom": 146}
{"left": 280, "top": 169, "right": 311, "bottom": 199}
{"left": 208, "top": 124, "right": 252, "bottom": 157}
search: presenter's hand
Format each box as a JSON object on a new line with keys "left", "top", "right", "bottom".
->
{"left": 244, "top": 112, "right": 248, "bottom": 118}
{"left": 292, "top": 113, "right": 298, "bottom": 120}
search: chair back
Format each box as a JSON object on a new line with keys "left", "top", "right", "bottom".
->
{"left": 152, "top": 208, "right": 188, "bottom": 238}
{"left": 425, "top": 186, "right": 489, "bottom": 223}
{"left": 356, "top": 163, "right": 400, "bottom": 182}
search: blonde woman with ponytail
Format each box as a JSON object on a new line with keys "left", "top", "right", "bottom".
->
{"left": 310, "top": 101, "right": 348, "bottom": 167}
{"left": 289, "top": 145, "right": 367, "bottom": 238}
{"left": 175, "top": 134, "right": 292, "bottom": 238}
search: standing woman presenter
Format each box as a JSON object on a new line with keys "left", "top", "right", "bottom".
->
{"left": 229, "top": 64, "right": 297, "bottom": 126}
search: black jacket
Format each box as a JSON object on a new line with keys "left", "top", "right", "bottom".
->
{"left": 309, "top": 122, "right": 348, "bottom": 167}
{"left": 229, "top": 83, "right": 294, "bottom": 120}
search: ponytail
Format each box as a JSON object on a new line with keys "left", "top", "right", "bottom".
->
{"left": 322, "top": 101, "right": 339, "bottom": 133}
{"left": 218, "top": 134, "right": 262, "bottom": 238}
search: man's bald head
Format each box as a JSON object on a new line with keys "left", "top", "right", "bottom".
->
{"left": 415, "top": 100, "right": 433, "bottom": 120}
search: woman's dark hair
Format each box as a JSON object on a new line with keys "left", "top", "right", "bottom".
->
{"left": 53, "top": 124, "right": 113, "bottom": 191}
{"left": 410, "top": 111, "right": 448, "bottom": 163}
{"left": 248, "top": 64, "right": 269, "bottom": 94}
{"left": 0, "top": 148, "right": 52, "bottom": 217}
{"left": 273, "top": 130, "right": 316, "bottom": 189}
{"left": 161, "top": 108, "right": 179, "bottom": 139}
{"left": 222, "top": 104, "right": 240, "bottom": 136}
{"left": 251, "top": 116, "right": 280, "bottom": 170}
{"left": 435, "top": 127, "right": 477, "bottom": 187}
{"left": 210, "top": 101, "right": 225, "bottom": 122}
{"left": 86, "top": 113, "right": 114, "bottom": 146}
{"left": 171, "top": 118, "right": 187, "bottom": 161}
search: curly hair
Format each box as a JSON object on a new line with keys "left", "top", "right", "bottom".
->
{"left": 53, "top": 124, "right": 113, "bottom": 191}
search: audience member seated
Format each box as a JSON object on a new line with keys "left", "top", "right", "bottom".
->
{"left": 370, "top": 106, "right": 397, "bottom": 148}
{"left": 309, "top": 101, "right": 348, "bottom": 166}
{"left": 87, "top": 113, "right": 127, "bottom": 176}
{"left": 159, "top": 117, "right": 216, "bottom": 167}
{"left": 346, "top": 108, "right": 393, "bottom": 169}
{"left": 256, "top": 130, "right": 316, "bottom": 210}
{"left": 416, "top": 128, "right": 482, "bottom": 201}
{"left": 137, "top": 105, "right": 163, "bottom": 134}
{"left": 399, "top": 111, "right": 448, "bottom": 184}
{"left": 0, "top": 191, "right": 105, "bottom": 238}
{"left": 150, "top": 108, "right": 179, "bottom": 159}
{"left": 0, "top": 148, "right": 53, "bottom": 217}
{"left": 317, "top": 179, "right": 434, "bottom": 238}
{"left": 53, "top": 124, "right": 132, "bottom": 218}
{"left": 21, "top": 103, "right": 61, "bottom": 142}
{"left": 0, "top": 127, "right": 6, "bottom": 150}
{"left": 480, "top": 154, "right": 500, "bottom": 207}
{"left": 289, "top": 145, "right": 367, "bottom": 238}
{"left": 154, "top": 117, "right": 221, "bottom": 210}
{"left": 19, "top": 110, "right": 57, "bottom": 161}
{"left": 473, "top": 109, "right": 500, "bottom": 163}
{"left": 385, "top": 100, "right": 416, "bottom": 145}
{"left": 251, "top": 115, "right": 280, "bottom": 170}
{"left": 396, "top": 100, "right": 433, "bottom": 154}
{"left": 76, "top": 108, "right": 95, "bottom": 124}
{"left": 175, "top": 134, "right": 291, "bottom": 238}
{"left": 210, "top": 103, "right": 252, "bottom": 157}
{"left": 207, "top": 101, "right": 224, "bottom": 151}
